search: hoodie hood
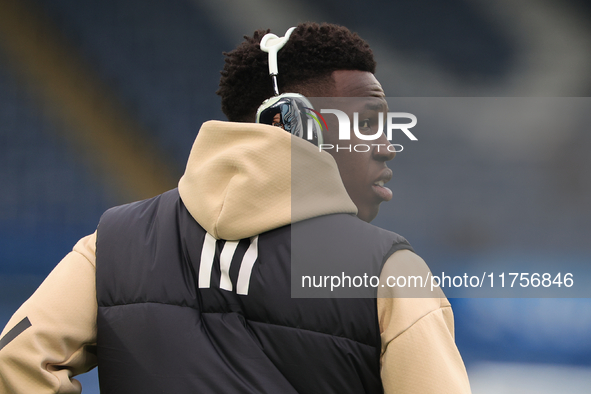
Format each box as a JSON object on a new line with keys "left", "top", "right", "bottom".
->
{"left": 178, "top": 121, "right": 357, "bottom": 240}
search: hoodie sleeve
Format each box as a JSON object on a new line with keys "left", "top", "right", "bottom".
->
{"left": 0, "top": 233, "right": 98, "bottom": 394}
{"left": 377, "top": 249, "right": 472, "bottom": 394}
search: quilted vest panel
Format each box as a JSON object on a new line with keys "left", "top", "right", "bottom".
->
{"left": 95, "top": 189, "right": 413, "bottom": 393}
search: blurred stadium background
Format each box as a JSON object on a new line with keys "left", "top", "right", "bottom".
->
{"left": 1, "top": 0, "right": 590, "bottom": 392}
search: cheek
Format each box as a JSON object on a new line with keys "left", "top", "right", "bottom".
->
{"left": 337, "top": 153, "right": 373, "bottom": 191}
{"left": 322, "top": 127, "right": 374, "bottom": 190}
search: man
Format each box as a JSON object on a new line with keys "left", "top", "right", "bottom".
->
{"left": 0, "top": 22, "right": 470, "bottom": 393}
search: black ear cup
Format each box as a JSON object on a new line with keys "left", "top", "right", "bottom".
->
{"left": 256, "top": 93, "right": 324, "bottom": 146}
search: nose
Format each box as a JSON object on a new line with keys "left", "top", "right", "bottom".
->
{"left": 372, "top": 133, "right": 396, "bottom": 162}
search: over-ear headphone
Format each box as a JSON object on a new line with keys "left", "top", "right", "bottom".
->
{"left": 255, "top": 27, "right": 324, "bottom": 146}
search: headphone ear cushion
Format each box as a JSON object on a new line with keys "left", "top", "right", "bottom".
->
{"left": 256, "top": 93, "right": 323, "bottom": 146}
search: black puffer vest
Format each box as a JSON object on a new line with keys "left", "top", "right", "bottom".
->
{"left": 96, "top": 189, "right": 412, "bottom": 393}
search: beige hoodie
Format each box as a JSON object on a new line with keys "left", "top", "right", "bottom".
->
{"left": 0, "top": 121, "right": 471, "bottom": 393}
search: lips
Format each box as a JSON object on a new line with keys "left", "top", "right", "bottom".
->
{"left": 372, "top": 169, "right": 393, "bottom": 201}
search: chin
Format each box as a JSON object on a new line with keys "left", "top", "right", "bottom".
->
{"left": 356, "top": 205, "right": 379, "bottom": 223}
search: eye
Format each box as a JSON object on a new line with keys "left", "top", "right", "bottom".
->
{"left": 359, "top": 118, "right": 371, "bottom": 130}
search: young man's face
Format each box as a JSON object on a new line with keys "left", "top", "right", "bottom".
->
{"left": 322, "top": 70, "right": 396, "bottom": 223}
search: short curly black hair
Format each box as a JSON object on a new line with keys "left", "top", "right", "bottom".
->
{"left": 217, "top": 22, "right": 376, "bottom": 122}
